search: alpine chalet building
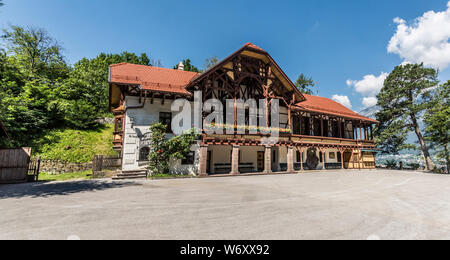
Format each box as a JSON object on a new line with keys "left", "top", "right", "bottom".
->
{"left": 109, "top": 43, "right": 378, "bottom": 176}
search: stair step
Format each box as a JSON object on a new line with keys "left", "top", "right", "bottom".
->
{"left": 121, "top": 170, "right": 147, "bottom": 174}
{"left": 113, "top": 175, "right": 147, "bottom": 180}
{"left": 112, "top": 170, "right": 148, "bottom": 180}
{"left": 117, "top": 173, "right": 147, "bottom": 176}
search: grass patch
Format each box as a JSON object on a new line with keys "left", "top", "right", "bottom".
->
{"left": 149, "top": 174, "right": 195, "bottom": 180}
{"left": 38, "top": 171, "right": 92, "bottom": 182}
{"left": 31, "top": 124, "right": 118, "bottom": 163}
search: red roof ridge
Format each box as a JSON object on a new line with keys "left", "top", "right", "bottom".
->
{"left": 244, "top": 42, "right": 265, "bottom": 52}
{"left": 109, "top": 62, "right": 129, "bottom": 67}
{"left": 110, "top": 62, "right": 200, "bottom": 76}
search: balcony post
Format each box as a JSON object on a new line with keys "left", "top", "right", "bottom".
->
{"left": 199, "top": 144, "right": 209, "bottom": 176}
{"left": 321, "top": 148, "right": 326, "bottom": 170}
{"left": 263, "top": 145, "right": 272, "bottom": 174}
{"left": 287, "top": 146, "right": 294, "bottom": 173}
{"left": 299, "top": 147, "right": 304, "bottom": 171}
{"left": 230, "top": 145, "right": 240, "bottom": 175}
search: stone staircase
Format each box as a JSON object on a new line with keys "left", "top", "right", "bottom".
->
{"left": 112, "top": 170, "right": 148, "bottom": 180}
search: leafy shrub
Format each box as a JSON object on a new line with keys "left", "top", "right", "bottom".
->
{"left": 385, "top": 160, "right": 397, "bottom": 169}
{"left": 148, "top": 123, "right": 199, "bottom": 175}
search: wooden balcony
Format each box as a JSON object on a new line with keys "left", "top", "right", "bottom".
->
{"left": 113, "top": 131, "right": 124, "bottom": 151}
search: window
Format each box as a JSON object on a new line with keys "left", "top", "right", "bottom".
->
{"left": 159, "top": 112, "right": 172, "bottom": 132}
{"left": 115, "top": 117, "right": 123, "bottom": 132}
{"left": 296, "top": 151, "right": 301, "bottom": 162}
{"left": 329, "top": 152, "right": 336, "bottom": 160}
{"left": 182, "top": 152, "right": 195, "bottom": 165}
{"left": 139, "top": 147, "right": 150, "bottom": 161}
{"left": 337, "top": 152, "right": 342, "bottom": 163}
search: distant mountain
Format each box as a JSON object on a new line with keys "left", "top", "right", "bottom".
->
{"left": 359, "top": 106, "right": 379, "bottom": 119}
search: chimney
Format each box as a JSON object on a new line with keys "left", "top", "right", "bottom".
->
{"left": 177, "top": 61, "right": 184, "bottom": 71}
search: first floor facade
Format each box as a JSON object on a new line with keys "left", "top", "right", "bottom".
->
{"left": 118, "top": 97, "right": 376, "bottom": 176}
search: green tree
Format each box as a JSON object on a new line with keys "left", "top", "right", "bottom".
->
{"left": 148, "top": 123, "right": 198, "bottom": 175}
{"left": 375, "top": 63, "right": 437, "bottom": 171}
{"left": 424, "top": 81, "right": 450, "bottom": 173}
{"left": 295, "top": 73, "right": 317, "bottom": 95}
{"left": 1, "top": 25, "right": 69, "bottom": 80}
{"left": 204, "top": 57, "right": 219, "bottom": 70}
{"left": 0, "top": 47, "right": 65, "bottom": 146}
{"left": 61, "top": 52, "right": 152, "bottom": 128}
{"left": 173, "top": 59, "right": 201, "bottom": 73}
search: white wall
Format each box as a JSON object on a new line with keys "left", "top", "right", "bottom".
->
{"left": 122, "top": 97, "right": 199, "bottom": 174}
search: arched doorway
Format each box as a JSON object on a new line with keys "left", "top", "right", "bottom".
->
{"left": 305, "top": 148, "right": 320, "bottom": 170}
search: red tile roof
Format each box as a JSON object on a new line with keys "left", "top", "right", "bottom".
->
{"left": 109, "top": 63, "right": 200, "bottom": 95}
{"left": 296, "top": 94, "right": 378, "bottom": 123}
{"left": 109, "top": 45, "right": 377, "bottom": 123}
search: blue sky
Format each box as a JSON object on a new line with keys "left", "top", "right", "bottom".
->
{"left": 1, "top": 0, "right": 449, "bottom": 112}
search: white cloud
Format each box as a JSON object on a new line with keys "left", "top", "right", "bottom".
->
{"left": 362, "top": 97, "right": 378, "bottom": 108}
{"left": 387, "top": 1, "right": 450, "bottom": 70}
{"left": 346, "top": 72, "right": 388, "bottom": 97}
{"left": 332, "top": 95, "right": 352, "bottom": 109}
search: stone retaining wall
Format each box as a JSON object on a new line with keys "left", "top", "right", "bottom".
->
{"left": 39, "top": 160, "right": 93, "bottom": 174}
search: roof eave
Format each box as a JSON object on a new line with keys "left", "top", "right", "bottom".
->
{"left": 293, "top": 106, "right": 379, "bottom": 124}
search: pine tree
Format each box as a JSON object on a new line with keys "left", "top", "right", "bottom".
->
{"left": 424, "top": 81, "right": 450, "bottom": 173}
{"left": 375, "top": 63, "right": 438, "bottom": 171}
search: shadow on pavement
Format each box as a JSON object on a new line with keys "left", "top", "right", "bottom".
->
{"left": 0, "top": 180, "right": 141, "bottom": 199}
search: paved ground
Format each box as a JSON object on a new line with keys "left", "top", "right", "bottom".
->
{"left": 1, "top": 169, "right": 450, "bottom": 240}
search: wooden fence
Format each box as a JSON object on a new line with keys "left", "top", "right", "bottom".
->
{"left": 92, "top": 155, "right": 122, "bottom": 177}
{"left": 0, "top": 147, "right": 32, "bottom": 184}
{"left": 27, "top": 157, "right": 41, "bottom": 182}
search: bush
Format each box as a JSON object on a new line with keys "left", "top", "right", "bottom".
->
{"left": 407, "top": 162, "right": 420, "bottom": 170}
{"left": 148, "top": 123, "right": 199, "bottom": 175}
{"left": 385, "top": 160, "right": 397, "bottom": 169}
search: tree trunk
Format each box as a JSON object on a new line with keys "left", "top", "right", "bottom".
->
{"left": 410, "top": 114, "right": 435, "bottom": 171}
{"left": 445, "top": 143, "right": 450, "bottom": 174}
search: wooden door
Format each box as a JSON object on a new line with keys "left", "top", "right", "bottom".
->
{"left": 257, "top": 151, "right": 264, "bottom": 172}
{"left": 343, "top": 152, "right": 352, "bottom": 169}
{"left": 207, "top": 151, "right": 211, "bottom": 174}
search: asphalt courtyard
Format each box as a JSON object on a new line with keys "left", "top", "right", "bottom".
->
{"left": 1, "top": 169, "right": 450, "bottom": 240}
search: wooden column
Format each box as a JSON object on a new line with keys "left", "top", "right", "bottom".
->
{"left": 339, "top": 120, "right": 343, "bottom": 138}
{"left": 358, "top": 150, "right": 362, "bottom": 170}
{"left": 199, "top": 145, "right": 209, "bottom": 176}
{"left": 299, "top": 148, "right": 304, "bottom": 171}
{"left": 299, "top": 115, "right": 303, "bottom": 135}
{"left": 340, "top": 149, "right": 344, "bottom": 169}
{"left": 321, "top": 149, "right": 326, "bottom": 170}
{"left": 230, "top": 145, "right": 240, "bottom": 175}
{"left": 321, "top": 118, "right": 324, "bottom": 137}
{"left": 288, "top": 106, "right": 292, "bottom": 131}
{"left": 263, "top": 146, "right": 272, "bottom": 174}
{"left": 359, "top": 122, "right": 363, "bottom": 141}
{"left": 287, "top": 146, "right": 294, "bottom": 173}
{"left": 364, "top": 125, "right": 368, "bottom": 141}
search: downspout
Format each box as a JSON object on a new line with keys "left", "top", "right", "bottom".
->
{"left": 125, "top": 87, "right": 147, "bottom": 111}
